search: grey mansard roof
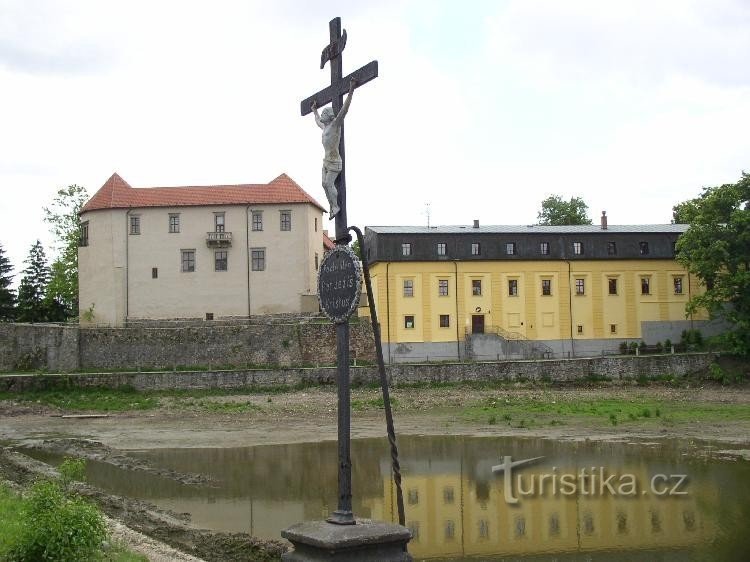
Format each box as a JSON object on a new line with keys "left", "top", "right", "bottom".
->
{"left": 365, "top": 224, "right": 689, "bottom": 235}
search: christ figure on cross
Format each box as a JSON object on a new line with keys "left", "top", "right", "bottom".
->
{"left": 311, "top": 78, "right": 356, "bottom": 218}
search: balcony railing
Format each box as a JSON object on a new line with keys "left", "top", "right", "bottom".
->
{"left": 206, "top": 231, "right": 232, "bottom": 247}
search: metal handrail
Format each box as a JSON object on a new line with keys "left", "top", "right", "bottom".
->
{"left": 206, "top": 231, "right": 233, "bottom": 241}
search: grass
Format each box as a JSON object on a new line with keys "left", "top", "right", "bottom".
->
{"left": 352, "top": 396, "right": 399, "bottom": 411}
{"left": 0, "top": 383, "right": 323, "bottom": 412}
{"left": 0, "top": 483, "right": 147, "bottom": 562}
{"left": 462, "top": 395, "right": 750, "bottom": 427}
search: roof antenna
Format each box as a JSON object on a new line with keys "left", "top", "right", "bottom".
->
{"left": 424, "top": 202, "right": 431, "bottom": 228}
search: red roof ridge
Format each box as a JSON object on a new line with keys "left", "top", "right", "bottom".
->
{"left": 81, "top": 172, "right": 325, "bottom": 213}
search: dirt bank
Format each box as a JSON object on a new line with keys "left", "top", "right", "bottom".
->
{"left": 2, "top": 384, "right": 749, "bottom": 450}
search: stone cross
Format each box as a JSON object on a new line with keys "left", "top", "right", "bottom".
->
{"left": 299, "top": 17, "right": 378, "bottom": 527}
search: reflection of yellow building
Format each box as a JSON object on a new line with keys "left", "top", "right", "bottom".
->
{"left": 364, "top": 464, "right": 715, "bottom": 559}
{"left": 363, "top": 222, "right": 718, "bottom": 362}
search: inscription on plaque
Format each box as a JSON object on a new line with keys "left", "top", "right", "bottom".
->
{"left": 318, "top": 245, "right": 362, "bottom": 323}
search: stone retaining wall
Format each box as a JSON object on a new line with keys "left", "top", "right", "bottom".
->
{"left": 0, "top": 353, "right": 714, "bottom": 393}
{"left": 0, "top": 320, "right": 375, "bottom": 372}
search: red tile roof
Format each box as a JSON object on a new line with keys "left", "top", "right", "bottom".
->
{"left": 81, "top": 173, "right": 325, "bottom": 213}
{"left": 323, "top": 232, "right": 335, "bottom": 250}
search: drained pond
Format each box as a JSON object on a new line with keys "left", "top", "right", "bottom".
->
{"left": 27, "top": 435, "right": 750, "bottom": 560}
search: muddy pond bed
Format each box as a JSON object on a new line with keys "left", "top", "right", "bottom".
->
{"left": 22, "top": 434, "right": 750, "bottom": 561}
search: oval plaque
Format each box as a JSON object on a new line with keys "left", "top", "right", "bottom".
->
{"left": 318, "top": 245, "right": 362, "bottom": 323}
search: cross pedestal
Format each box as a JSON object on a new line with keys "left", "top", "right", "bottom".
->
{"left": 282, "top": 520, "right": 412, "bottom": 562}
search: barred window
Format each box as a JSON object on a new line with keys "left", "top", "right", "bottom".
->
{"left": 472, "top": 279, "right": 482, "bottom": 296}
{"left": 439, "top": 314, "right": 450, "bottom": 328}
{"left": 403, "top": 279, "right": 414, "bottom": 297}
{"left": 129, "top": 215, "right": 140, "bottom": 235}
{"left": 252, "top": 211, "right": 263, "bottom": 231}
{"left": 575, "top": 278, "right": 585, "bottom": 295}
{"left": 508, "top": 279, "right": 518, "bottom": 296}
{"left": 215, "top": 251, "right": 228, "bottom": 271}
{"left": 169, "top": 213, "right": 180, "bottom": 233}
{"left": 542, "top": 279, "right": 552, "bottom": 295}
{"left": 674, "top": 276, "right": 683, "bottom": 294}
{"left": 280, "top": 210, "right": 291, "bottom": 231}
{"left": 438, "top": 279, "right": 449, "bottom": 296}
{"left": 608, "top": 278, "right": 618, "bottom": 295}
{"left": 181, "top": 250, "right": 195, "bottom": 272}
{"left": 251, "top": 249, "right": 266, "bottom": 271}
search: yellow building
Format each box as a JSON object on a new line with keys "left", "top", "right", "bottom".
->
{"left": 363, "top": 217, "right": 719, "bottom": 362}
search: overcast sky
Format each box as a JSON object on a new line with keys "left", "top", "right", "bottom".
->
{"left": 1, "top": 0, "right": 748, "bottom": 283}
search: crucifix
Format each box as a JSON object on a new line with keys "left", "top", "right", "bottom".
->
{"left": 300, "top": 17, "right": 378, "bottom": 526}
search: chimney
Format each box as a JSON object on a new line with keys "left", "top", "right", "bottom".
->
{"left": 473, "top": 219, "right": 479, "bottom": 229}
{"left": 600, "top": 211, "right": 608, "bottom": 230}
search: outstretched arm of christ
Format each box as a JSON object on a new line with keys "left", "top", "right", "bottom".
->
{"left": 311, "top": 101, "right": 325, "bottom": 130}
{"left": 333, "top": 79, "right": 356, "bottom": 127}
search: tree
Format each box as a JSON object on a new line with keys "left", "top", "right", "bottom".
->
{"left": 350, "top": 238, "right": 362, "bottom": 260}
{"left": 537, "top": 195, "right": 593, "bottom": 226}
{"left": 16, "top": 240, "right": 52, "bottom": 323}
{"left": 674, "top": 172, "right": 750, "bottom": 355}
{"left": 43, "top": 184, "right": 89, "bottom": 319}
{"left": 0, "top": 242, "right": 16, "bottom": 320}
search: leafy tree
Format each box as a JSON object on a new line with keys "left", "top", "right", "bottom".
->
{"left": 0, "top": 243, "right": 15, "bottom": 320}
{"left": 16, "top": 240, "right": 51, "bottom": 323}
{"left": 43, "top": 184, "right": 89, "bottom": 319}
{"left": 537, "top": 195, "right": 593, "bottom": 226}
{"left": 350, "top": 238, "right": 362, "bottom": 260}
{"left": 674, "top": 172, "right": 750, "bottom": 355}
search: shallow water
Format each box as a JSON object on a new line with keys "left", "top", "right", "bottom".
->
{"left": 34, "top": 436, "right": 750, "bottom": 560}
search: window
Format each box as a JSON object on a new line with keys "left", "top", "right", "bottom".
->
{"left": 639, "top": 241, "right": 650, "bottom": 255}
{"left": 280, "top": 210, "right": 291, "bottom": 231}
{"left": 472, "top": 279, "right": 482, "bottom": 296}
{"left": 607, "top": 241, "right": 617, "bottom": 255}
{"left": 129, "top": 215, "right": 140, "bottom": 235}
{"left": 575, "top": 278, "right": 585, "bottom": 295}
{"left": 403, "top": 279, "right": 414, "bottom": 297}
{"left": 549, "top": 514, "right": 561, "bottom": 536}
{"left": 505, "top": 242, "right": 516, "bottom": 255}
{"left": 508, "top": 279, "right": 518, "bottom": 296}
{"left": 608, "top": 278, "right": 618, "bottom": 295}
{"left": 540, "top": 242, "right": 549, "bottom": 255}
{"left": 402, "top": 243, "right": 411, "bottom": 256}
{"left": 205, "top": 312, "right": 214, "bottom": 321}
{"left": 471, "top": 242, "right": 481, "bottom": 255}
{"left": 673, "top": 276, "right": 683, "bottom": 294}
{"left": 479, "top": 519, "right": 489, "bottom": 539}
{"left": 439, "top": 314, "right": 450, "bottom": 328}
{"left": 314, "top": 217, "right": 318, "bottom": 232}
{"left": 573, "top": 242, "right": 583, "bottom": 255}
{"left": 577, "top": 324, "right": 583, "bottom": 334}
{"left": 641, "top": 276, "right": 651, "bottom": 295}
{"left": 443, "top": 487, "right": 454, "bottom": 504}
{"left": 251, "top": 248, "right": 265, "bottom": 271}
{"left": 181, "top": 250, "right": 195, "bottom": 272}
{"left": 610, "top": 324, "right": 617, "bottom": 334}
{"left": 251, "top": 211, "right": 263, "bottom": 231}
{"left": 542, "top": 279, "right": 552, "bottom": 296}
{"left": 672, "top": 241, "right": 678, "bottom": 255}
{"left": 215, "top": 251, "right": 228, "bottom": 271}
{"left": 404, "top": 315, "right": 415, "bottom": 329}
{"left": 79, "top": 222, "right": 89, "bottom": 246}
{"left": 438, "top": 279, "right": 449, "bottom": 296}
{"left": 437, "top": 243, "right": 446, "bottom": 256}
{"left": 445, "top": 520, "right": 455, "bottom": 540}
{"left": 152, "top": 267, "right": 158, "bottom": 279}
{"left": 408, "top": 522, "right": 420, "bottom": 541}
{"left": 315, "top": 253, "right": 319, "bottom": 270}
{"left": 214, "top": 213, "right": 225, "bottom": 233}
{"left": 169, "top": 213, "right": 180, "bottom": 233}
{"left": 408, "top": 489, "right": 419, "bottom": 505}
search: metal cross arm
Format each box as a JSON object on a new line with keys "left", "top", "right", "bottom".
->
{"left": 299, "top": 60, "right": 378, "bottom": 117}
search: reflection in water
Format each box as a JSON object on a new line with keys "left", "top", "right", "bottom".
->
{"left": 41, "top": 436, "right": 750, "bottom": 560}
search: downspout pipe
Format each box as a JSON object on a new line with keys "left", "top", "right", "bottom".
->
{"left": 246, "top": 205, "right": 252, "bottom": 319}
{"left": 125, "top": 209, "right": 132, "bottom": 324}
{"left": 454, "top": 260, "right": 460, "bottom": 361}
{"left": 386, "top": 262, "right": 391, "bottom": 364}
{"left": 567, "top": 260, "right": 575, "bottom": 358}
